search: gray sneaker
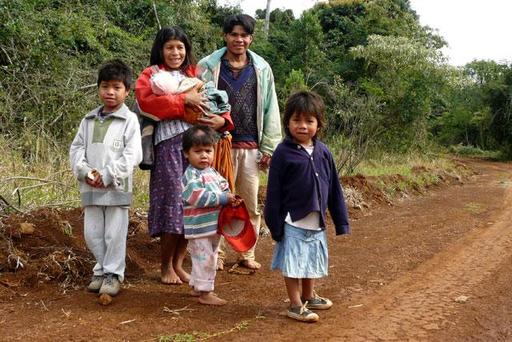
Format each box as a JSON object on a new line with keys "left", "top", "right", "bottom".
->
{"left": 99, "top": 273, "right": 120, "bottom": 296}
{"left": 287, "top": 303, "right": 319, "bottom": 323}
{"left": 302, "top": 292, "right": 333, "bottom": 310}
{"left": 87, "top": 275, "right": 104, "bottom": 293}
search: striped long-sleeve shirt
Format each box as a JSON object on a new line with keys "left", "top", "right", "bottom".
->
{"left": 182, "top": 165, "right": 230, "bottom": 239}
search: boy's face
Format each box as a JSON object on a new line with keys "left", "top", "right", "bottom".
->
{"left": 184, "top": 144, "right": 214, "bottom": 170}
{"left": 98, "top": 80, "right": 129, "bottom": 112}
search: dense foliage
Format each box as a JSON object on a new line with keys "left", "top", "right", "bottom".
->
{"left": 1, "top": 0, "right": 511, "bottom": 170}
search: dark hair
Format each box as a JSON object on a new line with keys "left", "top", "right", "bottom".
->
{"left": 283, "top": 91, "right": 325, "bottom": 138}
{"left": 182, "top": 125, "right": 218, "bottom": 152}
{"left": 149, "top": 26, "right": 196, "bottom": 70}
{"left": 223, "top": 14, "right": 256, "bottom": 34}
{"left": 97, "top": 59, "right": 132, "bottom": 89}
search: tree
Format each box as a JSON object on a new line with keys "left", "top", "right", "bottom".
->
{"left": 314, "top": 0, "right": 445, "bottom": 82}
{"left": 351, "top": 34, "right": 449, "bottom": 150}
{"left": 325, "top": 77, "right": 383, "bottom": 174}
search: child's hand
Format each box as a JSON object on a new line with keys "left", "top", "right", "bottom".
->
{"left": 227, "top": 193, "right": 240, "bottom": 206}
{"left": 85, "top": 170, "right": 104, "bottom": 188}
{"left": 227, "top": 194, "right": 243, "bottom": 207}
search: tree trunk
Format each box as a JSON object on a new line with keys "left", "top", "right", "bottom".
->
{"left": 264, "top": 0, "right": 271, "bottom": 37}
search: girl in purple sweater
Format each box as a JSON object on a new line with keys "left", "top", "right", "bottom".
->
{"left": 264, "top": 91, "right": 350, "bottom": 323}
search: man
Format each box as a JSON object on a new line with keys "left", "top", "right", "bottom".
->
{"left": 199, "top": 14, "right": 281, "bottom": 270}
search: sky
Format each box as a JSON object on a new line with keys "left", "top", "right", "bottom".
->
{"left": 217, "top": 0, "right": 512, "bottom": 66}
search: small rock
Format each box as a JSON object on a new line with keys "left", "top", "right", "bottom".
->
{"left": 454, "top": 295, "right": 469, "bottom": 303}
{"left": 19, "top": 222, "right": 35, "bottom": 235}
{"left": 98, "top": 293, "right": 112, "bottom": 306}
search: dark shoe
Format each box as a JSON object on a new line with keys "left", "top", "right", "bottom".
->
{"left": 99, "top": 273, "right": 120, "bottom": 296}
{"left": 302, "top": 292, "right": 333, "bottom": 310}
{"left": 87, "top": 275, "right": 104, "bottom": 293}
{"left": 287, "top": 303, "right": 319, "bottom": 323}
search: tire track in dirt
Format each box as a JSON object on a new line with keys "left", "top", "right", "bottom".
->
{"left": 335, "top": 180, "right": 512, "bottom": 341}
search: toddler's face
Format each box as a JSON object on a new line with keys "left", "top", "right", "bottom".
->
{"left": 98, "top": 80, "right": 129, "bottom": 112}
{"left": 287, "top": 112, "right": 319, "bottom": 147}
{"left": 185, "top": 144, "right": 214, "bottom": 170}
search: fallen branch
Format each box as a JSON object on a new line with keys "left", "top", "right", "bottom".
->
{"left": 227, "top": 263, "right": 256, "bottom": 275}
{"left": 1, "top": 176, "right": 61, "bottom": 183}
{"left": 12, "top": 181, "right": 67, "bottom": 193}
{"left": 0, "top": 194, "right": 24, "bottom": 213}
{"left": 162, "top": 304, "right": 194, "bottom": 315}
{"left": 0, "top": 279, "right": 28, "bottom": 297}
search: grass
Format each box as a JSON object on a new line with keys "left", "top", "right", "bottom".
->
{"left": 463, "top": 202, "right": 487, "bottom": 214}
{"left": 157, "top": 319, "right": 252, "bottom": 341}
{"left": 353, "top": 152, "right": 454, "bottom": 177}
{"left": 448, "top": 144, "right": 504, "bottom": 160}
{"left": 349, "top": 152, "right": 472, "bottom": 197}
{"left": 0, "top": 136, "right": 150, "bottom": 213}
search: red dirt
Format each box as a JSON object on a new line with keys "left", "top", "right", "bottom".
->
{"left": 1, "top": 158, "right": 511, "bottom": 341}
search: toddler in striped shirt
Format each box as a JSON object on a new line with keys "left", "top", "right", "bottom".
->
{"left": 181, "top": 125, "right": 236, "bottom": 305}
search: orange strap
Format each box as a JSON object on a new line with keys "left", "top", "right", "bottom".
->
{"left": 213, "top": 133, "right": 235, "bottom": 193}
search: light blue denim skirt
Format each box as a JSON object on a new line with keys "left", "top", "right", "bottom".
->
{"left": 271, "top": 223, "right": 328, "bottom": 279}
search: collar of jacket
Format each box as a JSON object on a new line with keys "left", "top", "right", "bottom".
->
{"left": 84, "top": 103, "right": 130, "bottom": 120}
{"left": 281, "top": 136, "right": 318, "bottom": 148}
{"left": 202, "top": 47, "right": 267, "bottom": 71}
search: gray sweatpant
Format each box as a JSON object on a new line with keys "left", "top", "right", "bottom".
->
{"left": 84, "top": 206, "right": 128, "bottom": 282}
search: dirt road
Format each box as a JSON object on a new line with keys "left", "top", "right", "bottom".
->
{"left": 1, "top": 159, "right": 511, "bottom": 341}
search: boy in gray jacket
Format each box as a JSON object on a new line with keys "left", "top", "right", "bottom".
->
{"left": 70, "top": 60, "right": 142, "bottom": 296}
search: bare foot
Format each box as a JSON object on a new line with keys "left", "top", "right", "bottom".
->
{"left": 190, "top": 289, "right": 201, "bottom": 297}
{"left": 216, "top": 258, "right": 224, "bottom": 271}
{"left": 198, "top": 292, "right": 227, "bottom": 306}
{"left": 240, "top": 259, "right": 261, "bottom": 270}
{"left": 161, "top": 265, "right": 182, "bottom": 285}
{"left": 174, "top": 266, "right": 191, "bottom": 283}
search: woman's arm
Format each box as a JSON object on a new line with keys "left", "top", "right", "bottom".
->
{"left": 197, "top": 111, "right": 234, "bottom": 132}
{"left": 135, "top": 67, "right": 187, "bottom": 120}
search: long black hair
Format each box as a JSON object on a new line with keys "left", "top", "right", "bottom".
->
{"left": 149, "top": 26, "right": 196, "bottom": 71}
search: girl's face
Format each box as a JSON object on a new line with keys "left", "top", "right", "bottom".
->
{"left": 287, "top": 112, "right": 318, "bottom": 147}
{"left": 184, "top": 144, "right": 214, "bottom": 170}
{"left": 163, "top": 39, "right": 186, "bottom": 70}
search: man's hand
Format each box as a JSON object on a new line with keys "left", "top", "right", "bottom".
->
{"left": 258, "top": 153, "right": 271, "bottom": 170}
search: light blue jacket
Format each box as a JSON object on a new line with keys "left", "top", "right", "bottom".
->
{"left": 198, "top": 47, "right": 282, "bottom": 155}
